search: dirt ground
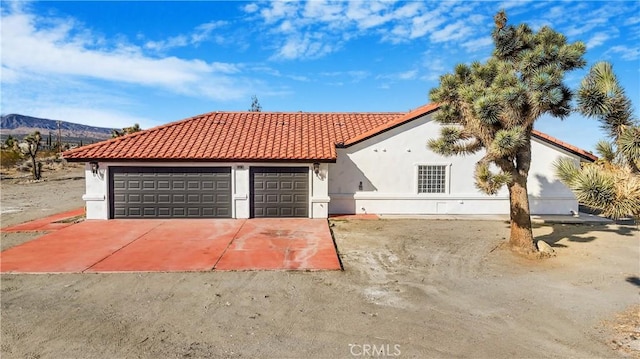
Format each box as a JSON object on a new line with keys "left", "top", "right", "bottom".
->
{"left": 0, "top": 164, "right": 86, "bottom": 228}
{"left": 1, "top": 171, "right": 639, "bottom": 358}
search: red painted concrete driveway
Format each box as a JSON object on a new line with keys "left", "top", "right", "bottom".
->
{"left": 0, "top": 218, "right": 341, "bottom": 273}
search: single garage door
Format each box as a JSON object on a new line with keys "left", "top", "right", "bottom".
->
{"left": 251, "top": 167, "right": 309, "bottom": 218}
{"left": 110, "top": 167, "right": 231, "bottom": 218}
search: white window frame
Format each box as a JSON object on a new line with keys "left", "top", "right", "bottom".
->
{"left": 415, "top": 163, "right": 451, "bottom": 195}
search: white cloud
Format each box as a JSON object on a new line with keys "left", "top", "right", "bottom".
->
{"left": 377, "top": 69, "right": 418, "bottom": 81}
{"left": 260, "top": 1, "right": 298, "bottom": 24}
{"left": 625, "top": 15, "right": 640, "bottom": 26}
{"left": 393, "top": 2, "right": 423, "bottom": 18}
{"left": 303, "top": 0, "right": 344, "bottom": 23}
{"left": 0, "top": 5, "right": 271, "bottom": 128}
{"left": 462, "top": 36, "right": 493, "bottom": 53}
{"left": 586, "top": 32, "right": 611, "bottom": 49}
{"left": 1, "top": 8, "right": 247, "bottom": 100}
{"left": 32, "top": 107, "right": 155, "bottom": 130}
{"left": 430, "top": 20, "right": 473, "bottom": 43}
{"left": 420, "top": 56, "right": 448, "bottom": 82}
{"left": 273, "top": 33, "right": 334, "bottom": 60}
{"left": 410, "top": 13, "right": 446, "bottom": 39}
{"left": 1, "top": 73, "right": 156, "bottom": 128}
{"left": 243, "top": 3, "right": 259, "bottom": 13}
{"left": 241, "top": 1, "right": 486, "bottom": 59}
{"left": 397, "top": 70, "right": 418, "bottom": 80}
{"left": 607, "top": 45, "right": 640, "bottom": 61}
{"left": 191, "top": 20, "right": 227, "bottom": 44}
{"left": 320, "top": 70, "right": 369, "bottom": 83}
{"left": 145, "top": 35, "right": 188, "bottom": 51}
{"left": 497, "top": 0, "right": 534, "bottom": 10}
{"left": 144, "top": 20, "right": 228, "bottom": 52}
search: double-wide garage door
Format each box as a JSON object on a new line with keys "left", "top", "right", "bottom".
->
{"left": 110, "top": 167, "right": 231, "bottom": 218}
{"left": 110, "top": 166, "right": 309, "bottom": 219}
{"left": 251, "top": 167, "right": 309, "bottom": 218}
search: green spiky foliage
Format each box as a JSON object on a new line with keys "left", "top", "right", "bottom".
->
{"left": 555, "top": 62, "right": 640, "bottom": 220}
{"left": 112, "top": 123, "right": 142, "bottom": 138}
{"left": 15, "top": 131, "right": 43, "bottom": 180}
{"left": 555, "top": 158, "right": 640, "bottom": 219}
{"left": 429, "top": 10, "right": 586, "bottom": 254}
{"left": 249, "top": 95, "right": 262, "bottom": 112}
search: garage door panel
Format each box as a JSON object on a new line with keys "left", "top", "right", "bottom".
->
{"left": 110, "top": 167, "right": 231, "bottom": 219}
{"left": 265, "top": 207, "right": 279, "bottom": 216}
{"left": 143, "top": 181, "right": 155, "bottom": 189}
{"left": 216, "top": 208, "right": 229, "bottom": 216}
{"left": 202, "top": 181, "right": 214, "bottom": 190}
{"left": 186, "top": 194, "right": 199, "bottom": 203}
{"left": 266, "top": 181, "right": 279, "bottom": 190}
{"left": 128, "top": 180, "right": 141, "bottom": 190}
{"left": 265, "top": 194, "right": 279, "bottom": 203}
{"left": 202, "top": 194, "right": 214, "bottom": 203}
{"left": 251, "top": 167, "right": 309, "bottom": 218}
{"left": 172, "top": 181, "right": 185, "bottom": 190}
{"left": 128, "top": 194, "right": 142, "bottom": 203}
{"left": 143, "top": 208, "right": 157, "bottom": 216}
{"left": 172, "top": 194, "right": 186, "bottom": 203}
{"left": 172, "top": 208, "right": 185, "bottom": 216}
{"left": 187, "top": 181, "right": 199, "bottom": 190}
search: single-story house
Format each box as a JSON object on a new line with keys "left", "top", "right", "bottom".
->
{"left": 63, "top": 103, "right": 597, "bottom": 219}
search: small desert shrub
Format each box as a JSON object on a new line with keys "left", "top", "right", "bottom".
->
{"left": 0, "top": 150, "right": 22, "bottom": 169}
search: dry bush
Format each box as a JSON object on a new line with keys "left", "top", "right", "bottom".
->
{"left": 0, "top": 150, "right": 23, "bottom": 169}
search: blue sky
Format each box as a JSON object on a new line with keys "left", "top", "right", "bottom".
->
{"left": 1, "top": 1, "right": 639, "bottom": 153}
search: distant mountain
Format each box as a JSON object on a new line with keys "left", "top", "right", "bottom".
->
{"left": 1, "top": 114, "right": 113, "bottom": 141}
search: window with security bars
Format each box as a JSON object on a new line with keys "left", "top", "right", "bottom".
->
{"left": 417, "top": 165, "right": 447, "bottom": 193}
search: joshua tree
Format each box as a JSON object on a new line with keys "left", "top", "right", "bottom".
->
{"left": 112, "top": 123, "right": 142, "bottom": 138}
{"left": 249, "top": 95, "right": 262, "bottom": 112}
{"left": 4, "top": 135, "right": 16, "bottom": 148}
{"left": 428, "top": 10, "right": 586, "bottom": 254}
{"left": 15, "top": 131, "right": 43, "bottom": 180}
{"left": 555, "top": 62, "right": 640, "bottom": 220}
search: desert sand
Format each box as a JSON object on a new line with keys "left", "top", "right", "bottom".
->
{"left": 1, "top": 167, "right": 638, "bottom": 358}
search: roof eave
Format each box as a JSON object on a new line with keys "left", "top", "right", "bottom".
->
{"left": 342, "top": 103, "right": 441, "bottom": 147}
{"left": 62, "top": 157, "right": 337, "bottom": 163}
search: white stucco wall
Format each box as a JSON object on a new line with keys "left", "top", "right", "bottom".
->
{"left": 328, "top": 113, "right": 581, "bottom": 215}
{"left": 82, "top": 162, "right": 329, "bottom": 220}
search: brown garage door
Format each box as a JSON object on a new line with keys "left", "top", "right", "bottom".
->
{"left": 250, "top": 167, "right": 309, "bottom": 218}
{"left": 110, "top": 167, "right": 231, "bottom": 218}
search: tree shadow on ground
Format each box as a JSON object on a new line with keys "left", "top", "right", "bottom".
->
{"left": 532, "top": 223, "right": 638, "bottom": 248}
{"left": 625, "top": 276, "right": 640, "bottom": 288}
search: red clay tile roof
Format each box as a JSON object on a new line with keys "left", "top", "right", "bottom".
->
{"left": 531, "top": 129, "right": 597, "bottom": 162}
{"left": 63, "top": 111, "right": 403, "bottom": 162}
{"left": 342, "top": 103, "right": 440, "bottom": 146}
{"left": 63, "top": 104, "right": 597, "bottom": 163}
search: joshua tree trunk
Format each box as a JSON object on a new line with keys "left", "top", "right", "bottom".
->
{"left": 30, "top": 154, "right": 41, "bottom": 180}
{"left": 507, "top": 172, "right": 536, "bottom": 253}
